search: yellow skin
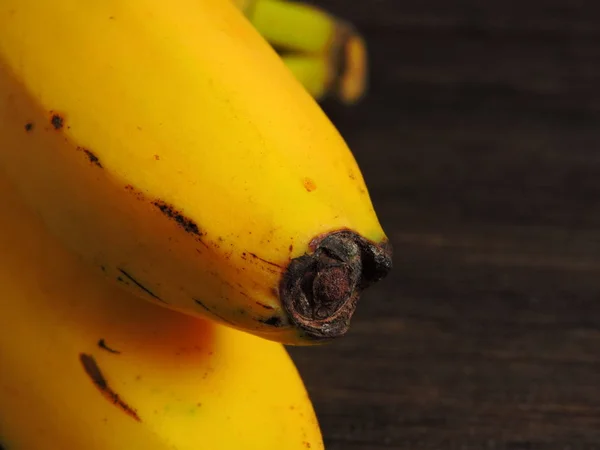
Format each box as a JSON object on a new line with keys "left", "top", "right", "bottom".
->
{"left": 0, "top": 0, "right": 390, "bottom": 345}
{"left": 0, "top": 174, "right": 324, "bottom": 450}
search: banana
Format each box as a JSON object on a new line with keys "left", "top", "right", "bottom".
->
{"left": 0, "top": 0, "right": 391, "bottom": 345}
{"left": 239, "top": 0, "right": 369, "bottom": 104}
{"left": 230, "top": 0, "right": 257, "bottom": 13}
{"left": 249, "top": 0, "right": 345, "bottom": 55}
{"left": 279, "top": 33, "right": 368, "bottom": 105}
{"left": 336, "top": 32, "right": 369, "bottom": 105}
{"left": 280, "top": 53, "right": 334, "bottom": 101}
{"left": 0, "top": 173, "right": 324, "bottom": 450}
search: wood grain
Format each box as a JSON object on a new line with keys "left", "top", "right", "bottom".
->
{"left": 287, "top": 1, "right": 600, "bottom": 448}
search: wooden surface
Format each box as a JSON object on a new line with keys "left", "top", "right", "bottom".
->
{"left": 287, "top": 1, "right": 600, "bottom": 448}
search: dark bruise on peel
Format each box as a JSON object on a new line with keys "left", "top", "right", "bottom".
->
{"left": 260, "top": 316, "right": 284, "bottom": 327}
{"left": 117, "top": 268, "right": 166, "bottom": 303}
{"left": 24, "top": 122, "right": 34, "bottom": 132}
{"left": 280, "top": 230, "right": 393, "bottom": 341}
{"left": 78, "top": 147, "right": 103, "bottom": 168}
{"left": 124, "top": 184, "right": 145, "bottom": 201}
{"left": 152, "top": 200, "right": 202, "bottom": 236}
{"left": 50, "top": 113, "right": 63, "bottom": 130}
{"left": 79, "top": 354, "right": 141, "bottom": 422}
{"left": 98, "top": 339, "right": 121, "bottom": 354}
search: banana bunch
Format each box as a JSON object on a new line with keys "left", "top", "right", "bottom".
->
{"left": 0, "top": 173, "right": 323, "bottom": 450}
{"left": 0, "top": 0, "right": 388, "bottom": 448}
{"left": 0, "top": 0, "right": 391, "bottom": 345}
{"left": 234, "top": 0, "right": 369, "bottom": 104}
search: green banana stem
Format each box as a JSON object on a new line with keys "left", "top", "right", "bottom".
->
{"left": 234, "top": 0, "right": 369, "bottom": 104}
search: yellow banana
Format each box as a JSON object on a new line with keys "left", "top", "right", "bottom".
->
{"left": 0, "top": 0, "right": 391, "bottom": 345}
{"left": 0, "top": 173, "right": 324, "bottom": 450}
{"left": 238, "top": 0, "right": 369, "bottom": 104}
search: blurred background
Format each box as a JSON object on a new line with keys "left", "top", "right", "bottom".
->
{"left": 287, "top": 0, "right": 600, "bottom": 448}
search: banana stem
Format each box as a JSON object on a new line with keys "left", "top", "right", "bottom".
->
{"left": 233, "top": 0, "right": 370, "bottom": 104}
{"left": 280, "top": 53, "right": 333, "bottom": 101}
{"left": 249, "top": 0, "right": 340, "bottom": 54}
{"left": 280, "top": 31, "right": 368, "bottom": 104}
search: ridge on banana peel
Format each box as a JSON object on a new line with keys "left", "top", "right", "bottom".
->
{"left": 235, "top": 0, "right": 370, "bottom": 105}
{"left": 0, "top": 0, "right": 391, "bottom": 345}
{"left": 0, "top": 173, "right": 324, "bottom": 450}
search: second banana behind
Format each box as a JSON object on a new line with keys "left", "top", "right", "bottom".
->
{"left": 236, "top": 0, "right": 370, "bottom": 104}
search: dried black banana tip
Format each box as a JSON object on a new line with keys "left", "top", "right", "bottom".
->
{"left": 280, "top": 230, "right": 393, "bottom": 341}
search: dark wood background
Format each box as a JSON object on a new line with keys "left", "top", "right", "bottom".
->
{"left": 287, "top": 1, "right": 600, "bottom": 449}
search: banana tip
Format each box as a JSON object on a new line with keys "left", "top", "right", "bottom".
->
{"left": 339, "top": 33, "right": 368, "bottom": 104}
{"left": 330, "top": 22, "right": 368, "bottom": 105}
{"left": 280, "top": 230, "right": 392, "bottom": 341}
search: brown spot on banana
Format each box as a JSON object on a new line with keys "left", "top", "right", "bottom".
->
{"left": 98, "top": 339, "right": 121, "bottom": 354}
{"left": 79, "top": 353, "right": 141, "bottom": 422}
{"left": 24, "top": 122, "right": 34, "bottom": 132}
{"left": 280, "top": 229, "right": 392, "bottom": 341}
{"left": 123, "top": 184, "right": 146, "bottom": 201}
{"left": 151, "top": 199, "right": 202, "bottom": 236}
{"left": 77, "top": 147, "right": 103, "bottom": 168}
{"left": 49, "top": 112, "right": 64, "bottom": 130}
{"left": 122, "top": 186, "right": 211, "bottom": 257}
{"left": 45, "top": 110, "right": 103, "bottom": 168}
{"left": 303, "top": 177, "right": 317, "bottom": 192}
